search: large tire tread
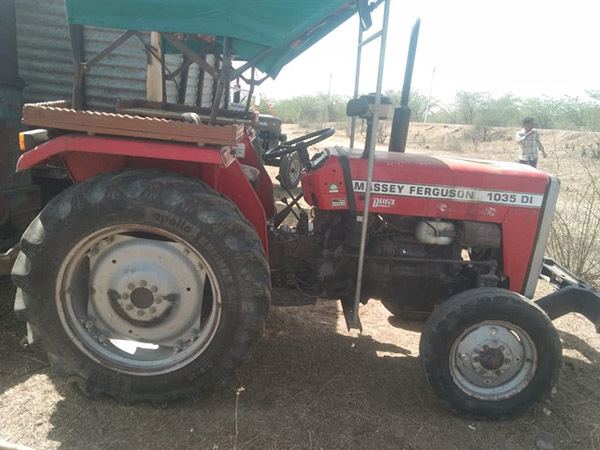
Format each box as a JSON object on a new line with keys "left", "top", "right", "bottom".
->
{"left": 420, "top": 288, "right": 562, "bottom": 420}
{"left": 12, "top": 169, "right": 270, "bottom": 406}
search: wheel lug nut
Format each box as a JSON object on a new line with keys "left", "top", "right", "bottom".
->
{"left": 125, "top": 304, "right": 133, "bottom": 311}
{"left": 183, "top": 249, "right": 190, "bottom": 256}
{"left": 137, "top": 310, "right": 145, "bottom": 317}
{"left": 128, "top": 283, "right": 135, "bottom": 290}
{"left": 459, "top": 353, "right": 468, "bottom": 360}
{"left": 173, "top": 342, "right": 182, "bottom": 352}
{"left": 140, "top": 280, "right": 147, "bottom": 287}
{"left": 490, "top": 327, "right": 497, "bottom": 335}
{"left": 155, "top": 297, "right": 163, "bottom": 304}
{"left": 505, "top": 358, "right": 511, "bottom": 364}
{"left": 478, "top": 369, "right": 487, "bottom": 375}
{"left": 151, "top": 286, "right": 158, "bottom": 293}
{"left": 85, "top": 320, "right": 94, "bottom": 330}
{"left": 122, "top": 293, "right": 129, "bottom": 300}
{"left": 98, "top": 334, "right": 108, "bottom": 344}
{"left": 149, "top": 307, "right": 156, "bottom": 314}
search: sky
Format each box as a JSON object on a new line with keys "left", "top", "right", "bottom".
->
{"left": 259, "top": 0, "right": 600, "bottom": 106}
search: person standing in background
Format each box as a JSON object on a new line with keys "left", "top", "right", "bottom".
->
{"left": 516, "top": 117, "right": 546, "bottom": 168}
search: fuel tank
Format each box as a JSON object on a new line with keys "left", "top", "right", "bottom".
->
{"left": 301, "top": 147, "right": 558, "bottom": 296}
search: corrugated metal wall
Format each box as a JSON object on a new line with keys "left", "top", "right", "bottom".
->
{"left": 15, "top": 0, "right": 149, "bottom": 110}
{"left": 84, "top": 27, "right": 148, "bottom": 110}
{"left": 15, "top": 0, "right": 73, "bottom": 105}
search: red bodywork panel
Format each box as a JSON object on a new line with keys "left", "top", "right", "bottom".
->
{"left": 17, "top": 133, "right": 274, "bottom": 251}
{"left": 302, "top": 147, "right": 550, "bottom": 294}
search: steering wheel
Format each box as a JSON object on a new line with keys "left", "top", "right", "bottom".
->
{"left": 263, "top": 127, "right": 336, "bottom": 161}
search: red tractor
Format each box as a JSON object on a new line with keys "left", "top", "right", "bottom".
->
{"left": 10, "top": 0, "right": 600, "bottom": 420}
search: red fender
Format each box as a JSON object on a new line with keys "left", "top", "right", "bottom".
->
{"left": 17, "top": 133, "right": 270, "bottom": 252}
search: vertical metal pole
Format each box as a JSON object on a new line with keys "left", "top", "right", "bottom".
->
{"left": 210, "top": 37, "right": 230, "bottom": 124}
{"left": 69, "top": 25, "right": 86, "bottom": 110}
{"left": 349, "top": 19, "right": 363, "bottom": 149}
{"left": 351, "top": 0, "right": 390, "bottom": 327}
{"left": 161, "top": 49, "right": 167, "bottom": 104}
{"left": 177, "top": 56, "right": 190, "bottom": 105}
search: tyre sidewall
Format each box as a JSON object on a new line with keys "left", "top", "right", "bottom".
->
{"left": 15, "top": 171, "right": 270, "bottom": 401}
{"left": 279, "top": 152, "right": 301, "bottom": 189}
{"left": 420, "top": 289, "right": 562, "bottom": 420}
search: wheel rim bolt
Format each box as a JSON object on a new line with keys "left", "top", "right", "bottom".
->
{"left": 140, "top": 280, "right": 147, "bottom": 287}
{"left": 127, "top": 283, "right": 135, "bottom": 290}
{"left": 137, "top": 310, "right": 145, "bottom": 317}
{"left": 460, "top": 353, "right": 467, "bottom": 360}
{"left": 155, "top": 297, "right": 163, "bottom": 304}
{"left": 149, "top": 307, "right": 156, "bottom": 314}
{"left": 98, "top": 334, "right": 107, "bottom": 344}
{"left": 85, "top": 320, "right": 94, "bottom": 330}
{"left": 125, "top": 304, "right": 133, "bottom": 311}
{"left": 151, "top": 286, "right": 158, "bottom": 293}
{"left": 122, "top": 293, "right": 129, "bottom": 300}
{"left": 490, "top": 327, "right": 497, "bottom": 335}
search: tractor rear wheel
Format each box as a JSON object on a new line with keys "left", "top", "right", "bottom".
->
{"left": 12, "top": 170, "right": 270, "bottom": 405}
{"left": 420, "top": 288, "right": 561, "bottom": 420}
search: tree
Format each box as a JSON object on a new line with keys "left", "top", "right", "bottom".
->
{"left": 384, "top": 89, "right": 436, "bottom": 122}
{"left": 450, "top": 91, "right": 490, "bottom": 125}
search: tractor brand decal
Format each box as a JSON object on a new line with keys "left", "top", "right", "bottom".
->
{"left": 372, "top": 197, "right": 395, "bottom": 208}
{"left": 331, "top": 198, "right": 347, "bottom": 208}
{"left": 329, "top": 183, "right": 339, "bottom": 193}
{"left": 352, "top": 180, "right": 544, "bottom": 208}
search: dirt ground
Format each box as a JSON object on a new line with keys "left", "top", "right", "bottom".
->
{"left": 1, "top": 123, "right": 600, "bottom": 450}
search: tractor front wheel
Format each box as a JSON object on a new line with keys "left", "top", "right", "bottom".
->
{"left": 12, "top": 170, "right": 270, "bottom": 405}
{"left": 420, "top": 288, "right": 561, "bottom": 420}
{"left": 279, "top": 152, "right": 302, "bottom": 190}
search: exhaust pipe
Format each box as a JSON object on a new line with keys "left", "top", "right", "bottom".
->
{"left": 389, "top": 18, "right": 420, "bottom": 153}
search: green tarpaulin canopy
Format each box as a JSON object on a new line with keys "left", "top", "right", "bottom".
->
{"left": 64, "top": 0, "right": 360, "bottom": 78}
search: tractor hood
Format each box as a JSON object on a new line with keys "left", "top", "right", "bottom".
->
{"left": 303, "top": 147, "right": 551, "bottom": 218}
{"left": 63, "top": 0, "right": 361, "bottom": 78}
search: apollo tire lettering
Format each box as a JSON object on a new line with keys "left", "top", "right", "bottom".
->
{"left": 152, "top": 212, "right": 193, "bottom": 233}
{"left": 352, "top": 180, "right": 544, "bottom": 208}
